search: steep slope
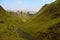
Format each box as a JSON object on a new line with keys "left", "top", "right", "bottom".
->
{"left": 20, "top": 0, "right": 60, "bottom": 40}
{"left": 0, "top": 6, "right": 25, "bottom": 40}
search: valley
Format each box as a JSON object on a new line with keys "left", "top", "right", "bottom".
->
{"left": 0, "top": 0, "right": 60, "bottom": 40}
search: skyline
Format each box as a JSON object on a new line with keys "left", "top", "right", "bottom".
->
{"left": 0, "top": 0, "right": 55, "bottom": 12}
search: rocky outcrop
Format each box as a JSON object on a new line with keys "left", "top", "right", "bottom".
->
{"left": 37, "top": 23, "right": 60, "bottom": 40}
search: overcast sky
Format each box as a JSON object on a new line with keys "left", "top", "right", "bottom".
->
{"left": 0, "top": 0, "right": 55, "bottom": 11}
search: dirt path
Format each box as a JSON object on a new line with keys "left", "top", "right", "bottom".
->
{"left": 14, "top": 27, "right": 36, "bottom": 40}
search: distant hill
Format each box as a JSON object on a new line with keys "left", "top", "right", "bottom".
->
{"left": 17, "top": 11, "right": 33, "bottom": 22}
{"left": 20, "top": 0, "right": 60, "bottom": 40}
{"left": 9, "top": 11, "right": 34, "bottom": 22}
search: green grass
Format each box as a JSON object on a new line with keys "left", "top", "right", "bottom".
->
{"left": 0, "top": 0, "right": 60, "bottom": 40}
{"left": 19, "top": 0, "right": 60, "bottom": 40}
{"left": 0, "top": 7, "right": 25, "bottom": 40}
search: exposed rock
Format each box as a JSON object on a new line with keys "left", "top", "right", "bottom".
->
{"left": 36, "top": 23, "right": 60, "bottom": 40}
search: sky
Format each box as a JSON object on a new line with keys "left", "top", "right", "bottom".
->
{"left": 0, "top": 0, "right": 55, "bottom": 12}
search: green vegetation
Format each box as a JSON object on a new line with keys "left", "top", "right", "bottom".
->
{"left": 0, "top": 0, "right": 60, "bottom": 40}
{"left": 19, "top": 0, "right": 60, "bottom": 40}
{"left": 0, "top": 6, "right": 25, "bottom": 40}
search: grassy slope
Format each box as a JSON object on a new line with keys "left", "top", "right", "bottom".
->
{"left": 20, "top": 0, "right": 60, "bottom": 39}
{"left": 0, "top": 6, "right": 25, "bottom": 40}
